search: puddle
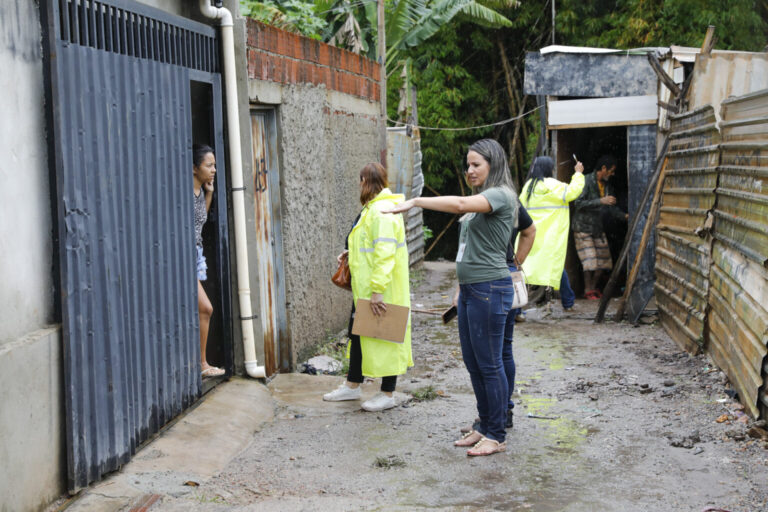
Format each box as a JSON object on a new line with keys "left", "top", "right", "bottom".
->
{"left": 522, "top": 331, "right": 577, "bottom": 371}
{"left": 518, "top": 393, "right": 595, "bottom": 457}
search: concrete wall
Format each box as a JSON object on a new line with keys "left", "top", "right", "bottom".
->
{"left": 0, "top": 328, "right": 65, "bottom": 512}
{"left": 0, "top": 0, "right": 54, "bottom": 345}
{"left": 0, "top": 2, "right": 66, "bottom": 510}
{"left": 246, "top": 20, "right": 382, "bottom": 368}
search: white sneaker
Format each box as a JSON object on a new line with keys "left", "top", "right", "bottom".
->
{"left": 323, "top": 384, "right": 362, "bottom": 401}
{"left": 361, "top": 393, "right": 396, "bottom": 412}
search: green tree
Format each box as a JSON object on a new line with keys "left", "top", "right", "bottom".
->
{"left": 556, "top": 0, "right": 768, "bottom": 51}
{"left": 240, "top": 0, "right": 326, "bottom": 38}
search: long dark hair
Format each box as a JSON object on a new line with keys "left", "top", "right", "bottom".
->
{"left": 525, "top": 156, "right": 554, "bottom": 203}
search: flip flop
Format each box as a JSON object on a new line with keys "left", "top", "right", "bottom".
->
{"left": 201, "top": 366, "right": 225, "bottom": 378}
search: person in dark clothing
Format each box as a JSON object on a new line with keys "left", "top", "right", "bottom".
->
{"left": 572, "top": 155, "right": 628, "bottom": 299}
{"left": 503, "top": 204, "right": 535, "bottom": 428}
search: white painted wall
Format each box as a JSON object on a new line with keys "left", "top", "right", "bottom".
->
{"left": 0, "top": 0, "right": 54, "bottom": 344}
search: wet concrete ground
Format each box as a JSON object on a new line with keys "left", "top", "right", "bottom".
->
{"left": 57, "top": 262, "right": 768, "bottom": 511}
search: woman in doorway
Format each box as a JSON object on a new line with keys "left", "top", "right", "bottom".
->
{"left": 193, "top": 144, "right": 224, "bottom": 378}
{"left": 519, "top": 156, "right": 584, "bottom": 304}
{"left": 323, "top": 162, "right": 413, "bottom": 412}
{"left": 387, "top": 139, "right": 517, "bottom": 456}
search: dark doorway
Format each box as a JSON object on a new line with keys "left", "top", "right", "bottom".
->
{"left": 555, "top": 126, "right": 628, "bottom": 296}
{"left": 191, "top": 80, "right": 233, "bottom": 386}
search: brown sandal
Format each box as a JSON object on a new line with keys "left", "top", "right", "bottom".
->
{"left": 467, "top": 437, "right": 506, "bottom": 456}
{"left": 460, "top": 418, "right": 481, "bottom": 434}
{"left": 454, "top": 430, "right": 483, "bottom": 447}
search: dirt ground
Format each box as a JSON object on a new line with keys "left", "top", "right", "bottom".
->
{"left": 154, "top": 261, "right": 768, "bottom": 512}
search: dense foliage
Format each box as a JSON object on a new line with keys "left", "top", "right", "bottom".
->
{"left": 240, "top": 0, "right": 768, "bottom": 259}
{"left": 557, "top": 0, "right": 768, "bottom": 51}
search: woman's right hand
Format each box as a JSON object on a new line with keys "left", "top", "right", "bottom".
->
{"left": 574, "top": 162, "right": 584, "bottom": 174}
{"left": 337, "top": 249, "right": 349, "bottom": 263}
{"left": 452, "top": 285, "right": 460, "bottom": 307}
{"left": 383, "top": 198, "right": 415, "bottom": 214}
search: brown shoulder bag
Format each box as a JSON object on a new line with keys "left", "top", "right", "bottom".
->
{"left": 332, "top": 252, "right": 352, "bottom": 290}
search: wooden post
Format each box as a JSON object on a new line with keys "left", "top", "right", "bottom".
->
{"left": 701, "top": 25, "right": 716, "bottom": 55}
{"left": 551, "top": 0, "right": 556, "bottom": 45}
{"left": 613, "top": 156, "right": 669, "bottom": 322}
{"left": 647, "top": 53, "right": 681, "bottom": 97}
{"left": 378, "top": 0, "right": 387, "bottom": 166}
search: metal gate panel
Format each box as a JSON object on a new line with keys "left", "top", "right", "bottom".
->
{"left": 654, "top": 106, "right": 720, "bottom": 354}
{"left": 42, "top": 0, "right": 221, "bottom": 492}
{"left": 709, "top": 90, "right": 768, "bottom": 418}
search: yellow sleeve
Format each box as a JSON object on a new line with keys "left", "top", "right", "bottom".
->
{"left": 564, "top": 172, "right": 585, "bottom": 203}
{"left": 369, "top": 210, "right": 401, "bottom": 294}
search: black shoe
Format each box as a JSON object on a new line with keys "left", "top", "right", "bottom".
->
{"left": 505, "top": 408, "right": 514, "bottom": 429}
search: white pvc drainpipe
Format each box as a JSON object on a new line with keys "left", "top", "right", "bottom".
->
{"left": 199, "top": 0, "right": 266, "bottom": 378}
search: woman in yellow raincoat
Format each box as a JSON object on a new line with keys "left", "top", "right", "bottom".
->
{"left": 520, "top": 156, "right": 584, "bottom": 290}
{"left": 323, "top": 162, "right": 412, "bottom": 412}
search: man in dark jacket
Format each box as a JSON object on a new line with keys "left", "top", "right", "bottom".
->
{"left": 572, "top": 155, "right": 627, "bottom": 299}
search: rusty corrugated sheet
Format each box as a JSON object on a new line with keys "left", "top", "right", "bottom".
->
{"left": 687, "top": 51, "right": 768, "bottom": 114}
{"left": 387, "top": 127, "right": 424, "bottom": 266}
{"left": 707, "top": 90, "right": 768, "bottom": 418}
{"left": 654, "top": 106, "right": 720, "bottom": 354}
{"left": 251, "top": 110, "right": 289, "bottom": 375}
{"left": 42, "top": 0, "right": 223, "bottom": 492}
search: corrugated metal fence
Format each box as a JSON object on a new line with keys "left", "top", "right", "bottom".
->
{"left": 42, "top": 0, "right": 223, "bottom": 491}
{"left": 387, "top": 127, "right": 424, "bottom": 266}
{"left": 708, "top": 90, "right": 768, "bottom": 419}
{"left": 655, "top": 106, "right": 720, "bottom": 353}
{"left": 655, "top": 91, "right": 768, "bottom": 418}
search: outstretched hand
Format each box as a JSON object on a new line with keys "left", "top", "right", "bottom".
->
{"left": 383, "top": 199, "right": 415, "bottom": 214}
{"left": 574, "top": 161, "right": 584, "bottom": 174}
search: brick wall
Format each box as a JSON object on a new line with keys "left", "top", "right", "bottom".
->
{"left": 246, "top": 19, "right": 380, "bottom": 102}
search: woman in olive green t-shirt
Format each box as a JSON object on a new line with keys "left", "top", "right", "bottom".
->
{"left": 386, "top": 139, "right": 518, "bottom": 456}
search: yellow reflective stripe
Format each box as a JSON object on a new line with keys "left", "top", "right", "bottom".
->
{"left": 359, "top": 239, "right": 407, "bottom": 252}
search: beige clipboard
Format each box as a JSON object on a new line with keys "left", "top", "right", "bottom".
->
{"left": 351, "top": 299, "right": 410, "bottom": 343}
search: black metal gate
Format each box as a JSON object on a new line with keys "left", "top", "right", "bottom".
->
{"left": 41, "top": 0, "right": 230, "bottom": 492}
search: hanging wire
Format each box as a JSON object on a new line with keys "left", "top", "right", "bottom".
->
{"left": 387, "top": 105, "right": 543, "bottom": 132}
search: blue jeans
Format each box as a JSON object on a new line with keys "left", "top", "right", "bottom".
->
{"left": 560, "top": 270, "right": 575, "bottom": 309}
{"left": 504, "top": 266, "right": 519, "bottom": 411}
{"left": 457, "top": 276, "right": 515, "bottom": 443}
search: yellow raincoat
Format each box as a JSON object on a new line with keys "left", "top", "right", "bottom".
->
{"left": 348, "top": 188, "right": 413, "bottom": 377}
{"left": 519, "top": 173, "right": 585, "bottom": 289}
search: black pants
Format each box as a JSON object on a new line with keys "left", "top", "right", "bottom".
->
{"left": 347, "top": 305, "right": 397, "bottom": 392}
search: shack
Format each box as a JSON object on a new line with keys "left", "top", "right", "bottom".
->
{"left": 523, "top": 45, "right": 694, "bottom": 317}
{"left": 525, "top": 43, "right": 768, "bottom": 420}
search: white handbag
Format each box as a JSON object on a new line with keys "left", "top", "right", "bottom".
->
{"left": 510, "top": 258, "right": 528, "bottom": 309}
